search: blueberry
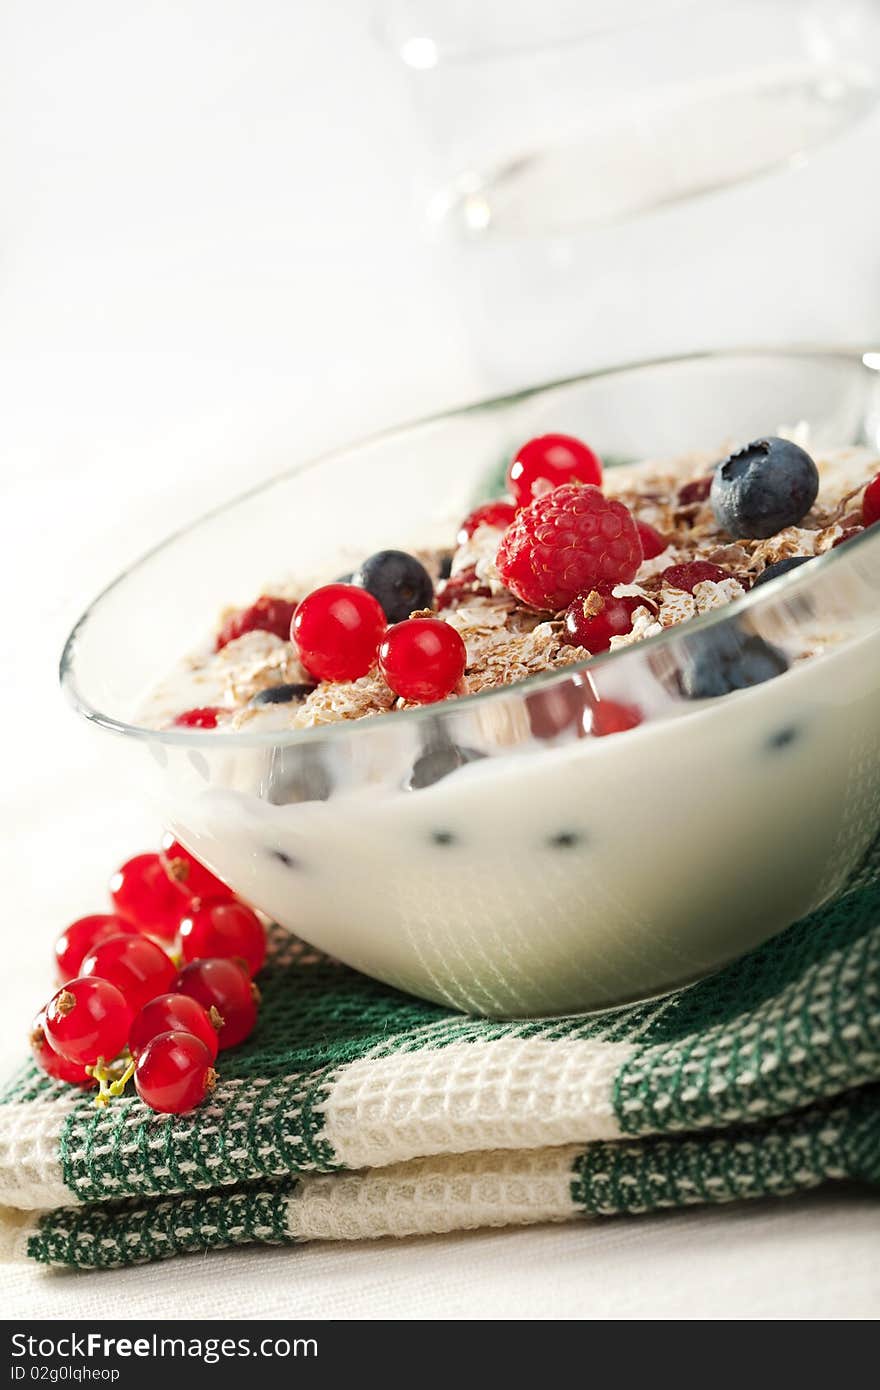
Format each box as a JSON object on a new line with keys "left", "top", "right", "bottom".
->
{"left": 250, "top": 682, "right": 316, "bottom": 706}
{"left": 677, "top": 623, "right": 789, "bottom": 699}
{"left": 405, "top": 741, "right": 485, "bottom": 790}
{"left": 767, "top": 725, "right": 798, "bottom": 750}
{"left": 438, "top": 551, "right": 454, "bottom": 581}
{"left": 352, "top": 550, "right": 434, "bottom": 624}
{"left": 710, "top": 437, "right": 819, "bottom": 540}
{"left": 752, "top": 556, "right": 814, "bottom": 588}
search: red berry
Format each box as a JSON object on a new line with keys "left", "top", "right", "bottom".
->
{"left": 661, "top": 561, "right": 730, "bottom": 593}
{"left": 525, "top": 679, "right": 590, "bottom": 740}
{"left": 172, "top": 707, "right": 222, "bottom": 729}
{"left": 457, "top": 500, "right": 517, "bottom": 544}
{"left": 862, "top": 472, "right": 880, "bottom": 527}
{"left": 30, "top": 1009, "right": 96, "bottom": 1086}
{"left": 81, "top": 935, "right": 176, "bottom": 1014}
{"left": 508, "top": 434, "right": 602, "bottom": 506}
{"left": 134, "top": 1031, "right": 216, "bottom": 1114}
{"left": 110, "top": 852, "right": 185, "bottom": 939}
{"left": 590, "top": 699, "right": 643, "bottom": 737}
{"left": 832, "top": 526, "right": 864, "bottom": 548}
{"left": 55, "top": 914, "right": 136, "bottom": 981}
{"left": 216, "top": 594, "right": 297, "bottom": 651}
{"left": 292, "top": 583, "right": 386, "bottom": 683}
{"left": 175, "top": 958, "right": 258, "bottom": 1049}
{"left": 159, "top": 834, "right": 231, "bottom": 903}
{"left": 435, "top": 568, "right": 491, "bottom": 610}
{"left": 496, "top": 483, "right": 642, "bottom": 610}
{"left": 562, "top": 589, "right": 642, "bottom": 655}
{"left": 44, "top": 977, "right": 132, "bottom": 1066}
{"left": 378, "top": 617, "right": 467, "bottom": 704}
{"left": 677, "top": 476, "right": 713, "bottom": 506}
{"left": 635, "top": 521, "right": 668, "bottom": 560}
{"left": 129, "top": 993, "right": 221, "bottom": 1062}
{"left": 178, "top": 899, "right": 266, "bottom": 976}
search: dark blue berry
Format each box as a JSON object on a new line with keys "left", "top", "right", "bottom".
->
{"left": 767, "top": 725, "right": 799, "bottom": 750}
{"left": 269, "top": 848, "right": 297, "bottom": 868}
{"left": 752, "top": 556, "right": 814, "bottom": 588}
{"left": 250, "top": 682, "right": 316, "bottom": 706}
{"left": 405, "top": 741, "right": 485, "bottom": 790}
{"left": 710, "top": 437, "right": 819, "bottom": 540}
{"left": 438, "top": 551, "right": 454, "bottom": 580}
{"left": 677, "top": 623, "right": 789, "bottom": 699}
{"left": 352, "top": 550, "right": 434, "bottom": 624}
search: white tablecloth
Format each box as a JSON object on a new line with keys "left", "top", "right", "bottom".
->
{"left": 2, "top": 0, "right": 879, "bottom": 1319}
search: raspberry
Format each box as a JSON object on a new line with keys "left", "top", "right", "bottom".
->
{"left": 562, "top": 589, "right": 642, "bottom": 654}
{"left": 661, "top": 561, "right": 730, "bottom": 593}
{"left": 635, "top": 521, "right": 667, "bottom": 560}
{"left": 495, "top": 483, "right": 641, "bottom": 610}
{"left": 216, "top": 595, "right": 297, "bottom": 651}
{"left": 862, "top": 472, "right": 880, "bottom": 527}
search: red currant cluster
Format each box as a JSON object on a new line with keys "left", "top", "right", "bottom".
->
{"left": 30, "top": 837, "right": 262, "bottom": 1115}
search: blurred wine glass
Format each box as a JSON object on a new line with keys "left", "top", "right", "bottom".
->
{"left": 376, "top": 0, "right": 880, "bottom": 238}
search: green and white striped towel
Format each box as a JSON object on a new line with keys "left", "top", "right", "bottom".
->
{"left": 1, "top": 838, "right": 878, "bottom": 1270}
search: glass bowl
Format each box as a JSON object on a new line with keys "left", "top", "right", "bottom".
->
{"left": 60, "top": 349, "right": 880, "bottom": 1017}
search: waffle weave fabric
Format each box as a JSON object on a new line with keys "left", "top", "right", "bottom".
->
{"left": 1, "top": 838, "right": 878, "bottom": 1270}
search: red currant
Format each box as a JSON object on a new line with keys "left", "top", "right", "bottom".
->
{"left": 178, "top": 899, "right": 266, "bottom": 977}
{"left": 292, "top": 584, "right": 386, "bottom": 683}
{"left": 562, "top": 589, "right": 641, "bottom": 655}
{"left": 172, "top": 707, "right": 222, "bottom": 729}
{"left": 175, "top": 958, "right": 258, "bottom": 1049}
{"left": 129, "top": 993, "right": 221, "bottom": 1062}
{"left": 44, "top": 977, "right": 132, "bottom": 1067}
{"left": 635, "top": 521, "right": 668, "bottom": 560}
{"left": 590, "top": 699, "right": 643, "bottom": 737}
{"left": 507, "top": 434, "right": 602, "bottom": 507}
{"left": 378, "top": 617, "right": 466, "bottom": 704}
{"left": 661, "top": 561, "right": 730, "bottom": 593}
{"left": 457, "top": 500, "right": 517, "bottom": 544}
{"left": 216, "top": 594, "right": 297, "bottom": 651}
{"left": 110, "top": 852, "right": 186, "bottom": 939}
{"left": 677, "top": 476, "right": 713, "bottom": 506}
{"left": 134, "top": 1031, "right": 216, "bottom": 1114}
{"left": 80, "top": 935, "right": 177, "bottom": 1014}
{"left": 159, "top": 833, "right": 231, "bottom": 903}
{"left": 862, "top": 472, "right": 880, "bottom": 527}
{"left": 54, "top": 914, "right": 136, "bottom": 981}
{"left": 30, "top": 1009, "right": 96, "bottom": 1086}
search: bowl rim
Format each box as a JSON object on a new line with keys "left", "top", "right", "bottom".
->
{"left": 59, "top": 345, "right": 880, "bottom": 749}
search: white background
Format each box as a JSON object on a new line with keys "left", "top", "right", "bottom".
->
{"left": 1, "top": 1, "right": 879, "bottom": 1317}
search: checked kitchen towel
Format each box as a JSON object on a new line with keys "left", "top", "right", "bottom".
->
{"left": 0, "top": 837, "right": 878, "bottom": 1270}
